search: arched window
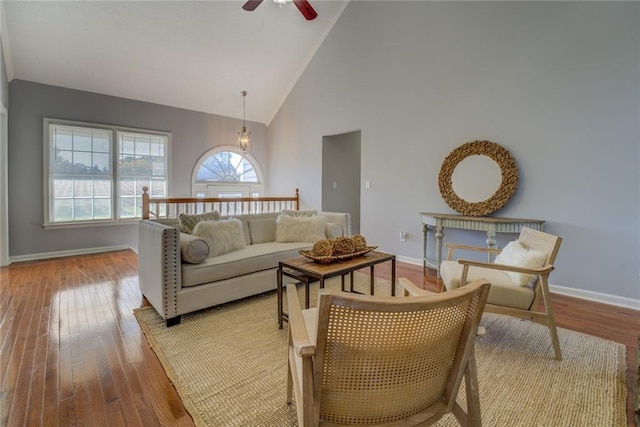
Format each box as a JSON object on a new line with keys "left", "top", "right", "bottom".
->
{"left": 192, "top": 146, "right": 264, "bottom": 198}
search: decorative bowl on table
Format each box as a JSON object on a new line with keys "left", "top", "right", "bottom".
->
{"left": 299, "top": 234, "right": 376, "bottom": 264}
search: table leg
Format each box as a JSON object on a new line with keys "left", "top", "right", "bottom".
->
{"left": 423, "top": 223, "right": 428, "bottom": 268}
{"left": 435, "top": 220, "right": 444, "bottom": 278}
{"left": 305, "top": 278, "right": 310, "bottom": 309}
{"left": 370, "top": 265, "right": 375, "bottom": 295}
{"left": 350, "top": 271, "right": 354, "bottom": 292}
{"left": 341, "top": 275, "right": 345, "bottom": 292}
{"left": 277, "top": 265, "right": 283, "bottom": 329}
{"left": 391, "top": 258, "right": 396, "bottom": 296}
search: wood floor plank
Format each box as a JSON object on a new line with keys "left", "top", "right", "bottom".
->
{"left": 0, "top": 250, "right": 637, "bottom": 426}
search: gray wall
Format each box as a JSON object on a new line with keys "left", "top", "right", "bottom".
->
{"left": 0, "top": 41, "right": 7, "bottom": 108}
{"left": 8, "top": 80, "right": 267, "bottom": 257}
{"left": 267, "top": 2, "right": 640, "bottom": 300}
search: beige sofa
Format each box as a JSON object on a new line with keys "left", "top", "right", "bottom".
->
{"left": 138, "top": 211, "right": 351, "bottom": 326}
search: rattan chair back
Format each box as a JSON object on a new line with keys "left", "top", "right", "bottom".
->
{"left": 310, "top": 281, "right": 490, "bottom": 425}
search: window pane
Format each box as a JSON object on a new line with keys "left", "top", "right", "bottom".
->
{"left": 152, "top": 160, "right": 164, "bottom": 176}
{"left": 120, "top": 135, "right": 135, "bottom": 154}
{"left": 93, "top": 134, "right": 110, "bottom": 153}
{"left": 151, "top": 180, "right": 166, "bottom": 196}
{"left": 73, "top": 129, "right": 92, "bottom": 151}
{"left": 73, "top": 199, "right": 93, "bottom": 220}
{"left": 53, "top": 199, "right": 73, "bottom": 222}
{"left": 93, "top": 153, "right": 110, "bottom": 173}
{"left": 150, "top": 142, "right": 163, "bottom": 156}
{"left": 94, "top": 178, "right": 111, "bottom": 197}
{"left": 53, "top": 178, "right": 73, "bottom": 198}
{"left": 73, "top": 152, "right": 92, "bottom": 173}
{"left": 196, "top": 150, "right": 258, "bottom": 183}
{"left": 136, "top": 139, "right": 151, "bottom": 156}
{"left": 119, "top": 197, "right": 135, "bottom": 218}
{"left": 74, "top": 178, "right": 93, "bottom": 198}
{"left": 53, "top": 150, "right": 74, "bottom": 173}
{"left": 120, "top": 179, "right": 135, "bottom": 197}
{"left": 93, "top": 199, "right": 111, "bottom": 219}
{"left": 54, "top": 127, "right": 73, "bottom": 150}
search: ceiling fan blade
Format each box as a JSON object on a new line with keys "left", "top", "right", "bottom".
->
{"left": 292, "top": 0, "right": 318, "bottom": 21}
{"left": 242, "top": 0, "right": 264, "bottom": 12}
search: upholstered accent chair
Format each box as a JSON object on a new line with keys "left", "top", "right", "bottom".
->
{"left": 440, "top": 227, "right": 563, "bottom": 360}
{"left": 285, "top": 278, "right": 490, "bottom": 426}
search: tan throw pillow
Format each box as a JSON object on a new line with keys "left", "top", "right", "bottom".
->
{"left": 248, "top": 218, "right": 277, "bottom": 244}
{"left": 494, "top": 241, "right": 547, "bottom": 287}
{"left": 192, "top": 219, "right": 246, "bottom": 257}
{"left": 275, "top": 214, "right": 326, "bottom": 243}
{"left": 179, "top": 211, "right": 221, "bottom": 234}
{"left": 281, "top": 209, "right": 317, "bottom": 217}
{"left": 179, "top": 233, "right": 210, "bottom": 264}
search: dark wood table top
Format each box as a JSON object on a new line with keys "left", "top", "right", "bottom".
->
{"left": 280, "top": 251, "right": 395, "bottom": 280}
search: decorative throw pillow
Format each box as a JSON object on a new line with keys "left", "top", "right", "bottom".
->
{"left": 192, "top": 219, "right": 246, "bottom": 257}
{"left": 179, "top": 211, "right": 221, "bottom": 234}
{"left": 248, "top": 218, "right": 277, "bottom": 244}
{"left": 275, "top": 214, "right": 326, "bottom": 243}
{"left": 494, "top": 241, "right": 547, "bottom": 287}
{"left": 179, "top": 233, "right": 210, "bottom": 264}
{"left": 280, "top": 209, "right": 317, "bottom": 217}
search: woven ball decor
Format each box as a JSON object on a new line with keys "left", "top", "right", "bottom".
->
{"left": 438, "top": 140, "right": 518, "bottom": 216}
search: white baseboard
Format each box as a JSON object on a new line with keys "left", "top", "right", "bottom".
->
{"left": 9, "top": 245, "right": 132, "bottom": 263}
{"left": 549, "top": 284, "right": 640, "bottom": 311}
{"left": 394, "top": 255, "right": 640, "bottom": 311}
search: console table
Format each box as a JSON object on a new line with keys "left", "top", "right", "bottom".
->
{"left": 419, "top": 212, "right": 545, "bottom": 277}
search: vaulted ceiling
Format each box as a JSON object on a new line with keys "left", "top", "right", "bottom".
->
{"left": 2, "top": 0, "right": 349, "bottom": 124}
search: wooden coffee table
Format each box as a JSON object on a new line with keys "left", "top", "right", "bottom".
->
{"left": 277, "top": 251, "right": 396, "bottom": 329}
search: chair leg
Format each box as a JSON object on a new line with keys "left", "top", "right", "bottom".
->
{"left": 286, "top": 349, "right": 293, "bottom": 404}
{"left": 464, "top": 349, "right": 482, "bottom": 427}
{"left": 540, "top": 278, "right": 562, "bottom": 361}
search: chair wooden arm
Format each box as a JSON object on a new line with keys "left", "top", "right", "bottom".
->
{"left": 457, "top": 259, "right": 555, "bottom": 275}
{"left": 397, "top": 277, "right": 436, "bottom": 296}
{"left": 285, "top": 284, "right": 315, "bottom": 357}
{"left": 445, "top": 243, "right": 501, "bottom": 260}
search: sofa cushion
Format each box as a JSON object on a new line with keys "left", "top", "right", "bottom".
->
{"left": 248, "top": 218, "right": 277, "bottom": 244}
{"left": 193, "top": 219, "right": 246, "bottom": 257}
{"left": 179, "top": 211, "right": 222, "bottom": 234}
{"left": 325, "top": 222, "right": 343, "bottom": 239}
{"left": 441, "top": 260, "right": 535, "bottom": 310}
{"left": 179, "top": 233, "right": 210, "bottom": 264}
{"left": 281, "top": 209, "right": 317, "bottom": 217}
{"left": 181, "top": 242, "right": 311, "bottom": 287}
{"left": 494, "top": 241, "right": 547, "bottom": 287}
{"left": 275, "top": 214, "right": 326, "bottom": 243}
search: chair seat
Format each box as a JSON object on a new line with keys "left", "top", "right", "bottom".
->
{"left": 441, "top": 260, "right": 535, "bottom": 310}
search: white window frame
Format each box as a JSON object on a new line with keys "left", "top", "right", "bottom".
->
{"left": 191, "top": 145, "right": 264, "bottom": 198}
{"left": 43, "top": 118, "right": 171, "bottom": 228}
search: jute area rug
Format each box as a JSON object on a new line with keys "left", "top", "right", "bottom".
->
{"left": 134, "top": 274, "right": 627, "bottom": 426}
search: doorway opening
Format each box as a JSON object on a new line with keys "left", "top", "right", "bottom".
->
{"left": 322, "top": 131, "right": 361, "bottom": 234}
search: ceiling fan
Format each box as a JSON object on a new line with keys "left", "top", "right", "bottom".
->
{"left": 242, "top": 0, "right": 318, "bottom": 21}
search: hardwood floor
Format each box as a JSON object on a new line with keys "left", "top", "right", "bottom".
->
{"left": 0, "top": 250, "right": 638, "bottom": 426}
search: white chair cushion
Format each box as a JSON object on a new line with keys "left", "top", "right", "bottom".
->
{"left": 440, "top": 260, "right": 535, "bottom": 310}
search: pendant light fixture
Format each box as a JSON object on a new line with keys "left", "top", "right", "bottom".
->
{"left": 238, "top": 90, "right": 251, "bottom": 154}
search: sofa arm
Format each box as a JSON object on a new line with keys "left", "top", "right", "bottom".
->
{"left": 318, "top": 212, "right": 352, "bottom": 237}
{"left": 138, "top": 220, "right": 182, "bottom": 321}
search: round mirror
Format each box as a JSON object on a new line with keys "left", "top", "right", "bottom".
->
{"left": 438, "top": 140, "right": 518, "bottom": 216}
{"left": 451, "top": 155, "right": 502, "bottom": 203}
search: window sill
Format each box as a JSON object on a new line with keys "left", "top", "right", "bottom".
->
{"left": 43, "top": 219, "right": 140, "bottom": 230}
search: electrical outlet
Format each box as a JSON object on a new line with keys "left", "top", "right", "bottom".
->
{"left": 400, "top": 231, "right": 407, "bottom": 242}
{"left": 365, "top": 180, "right": 371, "bottom": 189}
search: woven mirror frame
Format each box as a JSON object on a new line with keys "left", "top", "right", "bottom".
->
{"left": 438, "top": 140, "right": 518, "bottom": 216}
